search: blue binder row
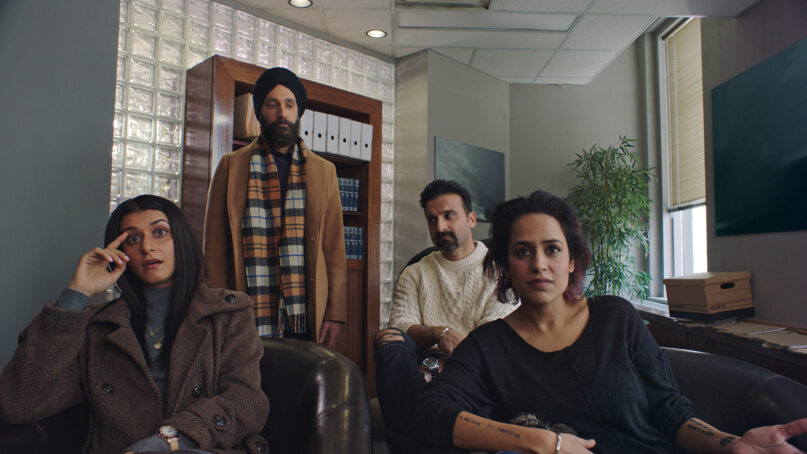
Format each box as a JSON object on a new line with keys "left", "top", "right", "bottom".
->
{"left": 338, "top": 177, "right": 360, "bottom": 212}
{"left": 345, "top": 226, "right": 364, "bottom": 260}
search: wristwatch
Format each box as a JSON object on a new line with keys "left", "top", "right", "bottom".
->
{"left": 158, "top": 425, "right": 180, "bottom": 451}
{"left": 421, "top": 356, "right": 440, "bottom": 377}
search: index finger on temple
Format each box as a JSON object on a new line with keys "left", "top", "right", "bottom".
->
{"left": 108, "top": 231, "right": 129, "bottom": 248}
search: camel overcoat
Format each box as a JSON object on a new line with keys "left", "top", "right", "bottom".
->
{"left": 0, "top": 284, "right": 269, "bottom": 454}
{"left": 203, "top": 137, "right": 347, "bottom": 340}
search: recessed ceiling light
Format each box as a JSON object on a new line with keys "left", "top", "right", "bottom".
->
{"left": 366, "top": 29, "right": 387, "bottom": 39}
{"left": 289, "top": 0, "right": 312, "bottom": 7}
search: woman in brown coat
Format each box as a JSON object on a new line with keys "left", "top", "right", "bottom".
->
{"left": 0, "top": 195, "right": 269, "bottom": 454}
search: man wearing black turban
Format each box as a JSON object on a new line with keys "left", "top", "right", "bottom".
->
{"left": 203, "top": 67, "right": 346, "bottom": 348}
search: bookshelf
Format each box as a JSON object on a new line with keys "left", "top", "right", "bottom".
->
{"left": 181, "top": 55, "right": 381, "bottom": 388}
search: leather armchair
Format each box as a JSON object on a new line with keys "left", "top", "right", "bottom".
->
{"left": 664, "top": 346, "right": 807, "bottom": 450}
{"left": 0, "top": 337, "right": 372, "bottom": 454}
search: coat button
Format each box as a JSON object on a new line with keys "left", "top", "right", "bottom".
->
{"left": 255, "top": 440, "right": 267, "bottom": 452}
{"left": 102, "top": 383, "right": 113, "bottom": 393}
{"left": 192, "top": 385, "right": 203, "bottom": 397}
{"left": 225, "top": 294, "right": 237, "bottom": 303}
{"left": 213, "top": 414, "right": 226, "bottom": 427}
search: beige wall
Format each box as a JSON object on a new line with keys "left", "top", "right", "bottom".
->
{"left": 701, "top": 0, "right": 807, "bottom": 327}
{"left": 393, "top": 50, "right": 510, "bottom": 275}
{"left": 508, "top": 42, "right": 645, "bottom": 200}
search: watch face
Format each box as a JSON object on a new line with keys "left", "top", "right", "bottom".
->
{"left": 422, "top": 357, "right": 439, "bottom": 369}
{"left": 160, "top": 425, "right": 178, "bottom": 438}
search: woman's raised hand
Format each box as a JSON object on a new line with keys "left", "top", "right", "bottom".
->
{"left": 726, "top": 418, "right": 807, "bottom": 453}
{"left": 67, "top": 232, "right": 130, "bottom": 297}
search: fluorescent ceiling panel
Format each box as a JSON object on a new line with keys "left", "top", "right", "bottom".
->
{"left": 398, "top": 10, "right": 576, "bottom": 31}
{"left": 540, "top": 49, "right": 615, "bottom": 78}
{"left": 471, "top": 49, "right": 553, "bottom": 76}
{"left": 489, "top": 0, "right": 592, "bottom": 13}
{"left": 562, "top": 15, "right": 655, "bottom": 50}
{"left": 395, "top": 28, "right": 565, "bottom": 49}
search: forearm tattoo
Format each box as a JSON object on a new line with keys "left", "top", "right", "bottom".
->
{"left": 686, "top": 420, "right": 715, "bottom": 437}
{"left": 461, "top": 415, "right": 482, "bottom": 427}
{"left": 495, "top": 427, "right": 521, "bottom": 439}
{"left": 720, "top": 436, "right": 737, "bottom": 447}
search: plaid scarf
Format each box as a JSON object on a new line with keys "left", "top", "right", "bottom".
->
{"left": 242, "top": 141, "right": 307, "bottom": 337}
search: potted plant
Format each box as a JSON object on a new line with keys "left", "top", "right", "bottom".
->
{"left": 566, "top": 136, "right": 655, "bottom": 299}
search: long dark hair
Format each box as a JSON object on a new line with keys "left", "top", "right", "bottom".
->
{"left": 484, "top": 190, "right": 591, "bottom": 303}
{"left": 104, "top": 195, "right": 205, "bottom": 361}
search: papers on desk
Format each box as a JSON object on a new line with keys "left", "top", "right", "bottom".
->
{"left": 714, "top": 321, "right": 807, "bottom": 351}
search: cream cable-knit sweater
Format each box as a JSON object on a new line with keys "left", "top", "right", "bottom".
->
{"left": 388, "top": 242, "right": 517, "bottom": 337}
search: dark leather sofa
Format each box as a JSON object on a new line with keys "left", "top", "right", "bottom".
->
{"left": 0, "top": 337, "right": 372, "bottom": 454}
{"left": 664, "top": 346, "right": 807, "bottom": 450}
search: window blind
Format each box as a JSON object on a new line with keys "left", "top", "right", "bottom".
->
{"left": 664, "top": 18, "right": 705, "bottom": 210}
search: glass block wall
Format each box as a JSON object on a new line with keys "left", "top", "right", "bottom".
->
{"left": 114, "top": 0, "right": 396, "bottom": 325}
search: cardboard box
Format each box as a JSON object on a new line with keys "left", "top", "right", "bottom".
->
{"left": 663, "top": 271, "right": 754, "bottom": 321}
{"left": 233, "top": 93, "right": 260, "bottom": 139}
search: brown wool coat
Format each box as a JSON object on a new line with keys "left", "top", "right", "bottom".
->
{"left": 203, "top": 137, "right": 347, "bottom": 340}
{"left": 0, "top": 284, "right": 269, "bottom": 454}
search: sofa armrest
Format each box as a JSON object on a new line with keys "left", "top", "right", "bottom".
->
{"left": 663, "top": 347, "right": 807, "bottom": 450}
{"left": 0, "top": 402, "right": 88, "bottom": 454}
{"left": 259, "top": 338, "right": 371, "bottom": 454}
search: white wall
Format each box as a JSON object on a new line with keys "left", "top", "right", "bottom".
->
{"left": 701, "top": 0, "right": 807, "bottom": 327}
{"left": 393, "top": 50, "right": 510, "bottom": 275}
{"left": 0, "top": 0, "right": 119, "bottom": 366}
{"left": 508, "top": 42, "right": 645, "bottom": 200}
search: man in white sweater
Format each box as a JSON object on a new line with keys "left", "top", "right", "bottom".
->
{"left": 374, "top": 180, "right": 517, "bottom": 454}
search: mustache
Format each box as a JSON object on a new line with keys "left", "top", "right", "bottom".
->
{"left": 436, "top": 232, "right": 457, "bottom": 242}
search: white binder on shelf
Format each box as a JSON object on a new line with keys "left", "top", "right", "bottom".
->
{"left": 350, "top": 120, "right": 362, "bottom": 159}
{"left": 338, "top": 117, "right": 352, "bottom": 157}
{"left": 326, "top": 114, "right": 340, "bottom": 154}
{"left": 312, "top": 111, "right": 327, "bottom": 152}
{"left": 360, "top": 123, "right": 373, "bottom": 162}
{"left": 300, "top": 110, "right": 314, "bottom": 144}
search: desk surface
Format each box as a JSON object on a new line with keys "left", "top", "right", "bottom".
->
{"left": 638, "top": 307, "right": 807, "bottom": 386}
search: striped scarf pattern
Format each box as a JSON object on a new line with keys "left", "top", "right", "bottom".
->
{"left": 242, "top": 142, "right": 307, "bottom": 337}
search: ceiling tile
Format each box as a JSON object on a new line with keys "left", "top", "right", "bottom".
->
{"left": 533, "top": 75, "right": 592, "bottom": 85}
{"left": 321, "top": 9, "right": 393, "bottom": 44}
{"left": 588, "top": 0, "right": 758, "bottom": 16}
{"left": 562, "top": 14, "right": 655, "bottom": 50}
{"left": 500, "top": 76, "right": 538, "bottom": 83}
{"left": 319, "top": 0, "right": 392, "bottom": 7}
{"left": 254, "top": 7, "right": 327, "bottom": 33}
{"left": 398, "top": 10, "right": 576, "bottom": 31}
{"left": 433, "top": 48, "right": 475, "bottom": 65}
{"left": 540, "top": 49, "right": 615, "bottom": 78}
{"left": 395, "top": 29, "right": 565, "bottom": 49}
{"left": 489, "top": 0, "right": 593, "bottom": 13}
{"left": 471, "top": 49, "right": 553, "bottom": 76}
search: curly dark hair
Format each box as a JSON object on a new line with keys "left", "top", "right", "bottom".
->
{"left": 419, "top": 179, "right": 472, "bottom": 213}
{"left": 483, "top": 190, "right": 591, "bottom": 303}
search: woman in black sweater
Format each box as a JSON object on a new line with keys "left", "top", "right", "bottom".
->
{"left": 410, "top": 190, "right": 807, "bottom": 454}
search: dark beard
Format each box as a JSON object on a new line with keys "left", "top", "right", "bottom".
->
{"left": 434, "top": 232, "right": 459, "bottom": 253}
{"left": 260, "top": 117, "right": 300, "bottom": 150}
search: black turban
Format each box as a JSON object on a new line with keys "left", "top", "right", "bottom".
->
{"left": 252, "top": 67, "right": 307, "bottom": 120}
